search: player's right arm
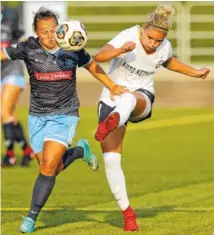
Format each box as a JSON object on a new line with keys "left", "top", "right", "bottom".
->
{"left": 1, "top": 40, "right": 28, "bottom": 61}
{"left": 94, "top": 28, "right": 136, "bottom": 62}
{"left": 94, "top": 42, "right": 136, "bottom": 62}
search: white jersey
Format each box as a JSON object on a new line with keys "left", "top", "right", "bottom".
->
{"left": 99, "top": 25, "right": 172, "bottom": 106}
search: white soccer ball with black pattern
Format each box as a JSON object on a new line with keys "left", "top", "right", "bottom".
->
{"left": 55, "top": 20, "right": 88, "bottom": 51}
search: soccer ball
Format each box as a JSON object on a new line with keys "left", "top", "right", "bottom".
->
{"left": 55, "top": 20, "right": 88, "bottom": 51}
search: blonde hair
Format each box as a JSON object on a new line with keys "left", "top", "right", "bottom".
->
{"left": 146, "top": 4, "right": 176, "bottom": 32}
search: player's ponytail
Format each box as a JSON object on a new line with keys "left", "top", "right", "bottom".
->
{"left": 145, "top": 4, "right": 176, "bottom": 32}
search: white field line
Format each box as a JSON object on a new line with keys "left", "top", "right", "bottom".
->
{"left": 1, "top": 207, "right": 214, "bottom": 212}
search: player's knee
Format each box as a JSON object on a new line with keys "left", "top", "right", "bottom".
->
{"left": 121, "top": 92, "right": 137, "bottom": 106}
{"left": 40, "top": 160, "right": 58, "bottom": 176}
{"left": 103, "top": 152, "right": 121, "bottom": 170}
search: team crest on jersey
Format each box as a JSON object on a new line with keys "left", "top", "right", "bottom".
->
{"left": 11, "top": 43, "right": 17, "bottom": 48}
{"left": 65, "top": 59, "right": 74, "bottom": 67}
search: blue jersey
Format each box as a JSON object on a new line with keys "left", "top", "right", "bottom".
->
{"left": 5, "top": 37, "right": 92, "bottom": 116}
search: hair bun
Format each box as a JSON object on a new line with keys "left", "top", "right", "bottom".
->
{"left": 146, "top": 4, "right": 176, "bottom": 31}
{"left": 155, "top": 4, "right": 176, "bottom": 18}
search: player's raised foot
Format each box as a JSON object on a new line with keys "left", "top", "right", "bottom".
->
{"left": 123, "top": 206, "right": 139, "bottom": 232}
{"left": 1, "top": 153, "right": 16, "bottom": 167}
{"left": 20, "top": 216, "right": 35, "bottom": 233}
{"left": 95, "top": 112, "right": 120, "bottom": 142}
{"left": 77, "top": 139, "right": 99, "bottom": 171}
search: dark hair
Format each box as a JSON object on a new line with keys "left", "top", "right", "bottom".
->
{"left": 33, "top": 7, "right": 59, "bottom": 31}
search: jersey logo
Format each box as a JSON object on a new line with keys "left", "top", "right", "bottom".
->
{"left": 122, "top": 62, "right": 154, "bottom": 76}
{"left": 11, "top": 43, "right": 17, "bottom": 48}
{"left": 34, "top": 71, "right": 73, "bottom": 81}
{"left": 35, "top": 58, "right": 44, "bottom": 63}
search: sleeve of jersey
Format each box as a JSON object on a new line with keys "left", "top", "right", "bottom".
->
{"left": 78, "top": 49, "right": 92, "bottom": 67}
{"left": 4, "top": 41, "right": 27, "bottom": 60}
{"left": 166, "top": 41, "right": 173, "bottom": 60}
{"left": 107, "top": 30, "right": 129, "bottom": 48}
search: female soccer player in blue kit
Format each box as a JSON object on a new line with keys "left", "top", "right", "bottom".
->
{"left": 1, "top": 7, "right": 128, "bottom": 233}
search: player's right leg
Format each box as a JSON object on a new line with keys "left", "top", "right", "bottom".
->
{"left": 20, "top": 115, "right": 67, "bottom": 233}
{"left": 20, "top": 115, "right": 98, "bottom": 233}
{"left": 19, "top": 115, "right": 45, "bottom": 233}
{"left": 20, "top": 141, "right": 66, "bottom": 233}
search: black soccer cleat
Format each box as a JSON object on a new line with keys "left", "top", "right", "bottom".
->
{"left": 1, "top": 155, "right": 16, "bottom": 167}
{"left": 20, "top": 156, "right": 32, "bottom": 167}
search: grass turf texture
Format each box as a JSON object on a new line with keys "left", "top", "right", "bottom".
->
{"left": 1, "top": 107, "right": 214, "bottom": 235}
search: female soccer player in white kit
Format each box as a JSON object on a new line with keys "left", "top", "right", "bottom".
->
{"left": 94, "top": 4, "right": 210, "bottom": 231}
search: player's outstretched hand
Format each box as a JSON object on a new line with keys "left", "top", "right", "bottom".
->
{"left": 110, "top": 85, "right": 129, "bottom": 100}
{"left": 195, "top": 68, "right": 210, "bottom": 79}
{"left": 120, "top": 41, "right": 136, "bottom": 54}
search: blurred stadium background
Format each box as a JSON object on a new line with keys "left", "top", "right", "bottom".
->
{"left": 1, "top": 1, "right": 214, "bottom": 235}
{"left": 3, "top": 1, "right": 214, "bottom": 107}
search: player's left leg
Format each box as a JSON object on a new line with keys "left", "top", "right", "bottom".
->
{"left": 55, "top": 138, "right": 99, "bottom": 175}
{"left": 101, "top": 127, "right": 139, "bottom": 231}
{"left": 62, "top": 138, "right": 99, "bottom": 171}
{"left": 97, "top": 101, "right": 139, "bottom": 231}
{"left": 35, "top": 140, "right": 98, "bottom": 176}
{"left": 46, "top": 115, "right": 98, "bottom": 173}
{"left": 29, "top": 129, "right": 98, "bottom": 175}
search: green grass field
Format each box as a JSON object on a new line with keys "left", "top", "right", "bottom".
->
{"left": 1, "top": 107, "right": 214, "bottom": 235}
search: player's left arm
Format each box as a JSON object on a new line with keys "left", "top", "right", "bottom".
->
{"left": 163, "top": 57, "right": 210, "bottom": 79}
{"left": 1, "top": 49, "right": 10, "bottom": 61}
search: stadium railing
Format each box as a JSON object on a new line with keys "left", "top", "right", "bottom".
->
{"left": 68, "top": 1, "right": 214, "bottom": 65}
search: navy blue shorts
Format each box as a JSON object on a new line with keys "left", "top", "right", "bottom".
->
{"left": 98, "top": 89, "right": 155, "bottom": 124}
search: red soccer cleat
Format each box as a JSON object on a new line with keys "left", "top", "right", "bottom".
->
{"left": 124, "top": 216, "right": 139, "bottom": 231}
{"left": 123, "top": 206, "right": 139, "bottom": 232}
{"left": 95, "top": 112, "right": 120, "bottom": 141}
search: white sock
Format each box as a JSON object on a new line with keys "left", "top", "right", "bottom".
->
{"left": 111, "top": 93, "right": 137, "bottom": 127}
{"left": 103, "top": 152, "right": 129, "bottom": 211}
